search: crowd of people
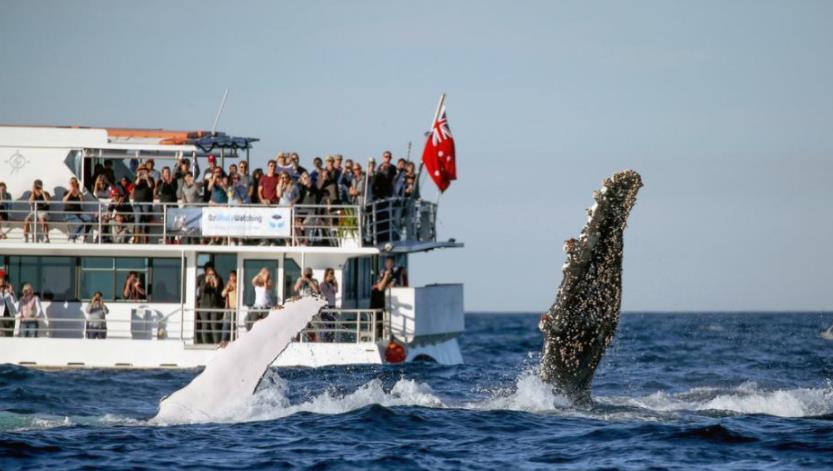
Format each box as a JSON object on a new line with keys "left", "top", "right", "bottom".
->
{"left": 0, "top": 255, "right": 406, "bottom": 342}
{"left": 0, "top": 150, "right": 421, "bottom": 244}
{"left": 194, "top": 263, "right": 343, "bottom": 345}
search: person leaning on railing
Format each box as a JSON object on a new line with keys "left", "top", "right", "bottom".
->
{"left": 107, "top": 189, "right": 133, "bottom": 244}
{"left": 176, "top": 172, "right": 200, "bottom": 204}
{"left": 0, "top": 181, "right": 10, "bottom": 240}
{"left": 228, "top": 173, "right": 249, "bottom": 205}
{"left": 24, "top": 179, "right": 51, "bottom": 243}
{"left": 206, "top": 167, "right": 229, "bottom": 245}
{"left": 63, "top": 177, "right": 91, "bottom": 243}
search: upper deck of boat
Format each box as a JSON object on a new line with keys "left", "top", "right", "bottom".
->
{"left": 0, "top": 125, "right": 460, "bottom": 256}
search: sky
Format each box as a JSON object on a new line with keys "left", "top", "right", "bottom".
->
{"left": 1, "top": 0, "right": 831, "bottom": 312}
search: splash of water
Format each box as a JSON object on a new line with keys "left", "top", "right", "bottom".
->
{"left": 6, "top": 369, "right": 831, "bottom": 430}
{"left": 603, "top": 381, "right": 833, "bottom": 418}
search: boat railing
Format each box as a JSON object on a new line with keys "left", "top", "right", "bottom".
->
{"left": 0, "top": 197, "right": 432, "bottom": 247}
{"left": 179, "top": 307, "right": 387, "bottom": 345}
{"left": 363, "top": 197, "right": 437, "bottom": 246}
{"left": 1, "top": 308, "right": 184, "bottom": 340}
{"left": 0, "top": 307, "right": 388, "bottom": 345}
{"left": 0, "top": 200, "right": 363, "bottom": 247}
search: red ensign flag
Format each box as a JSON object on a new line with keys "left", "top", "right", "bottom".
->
{"left": 422, "top": 104, "right": 456, "bottom": 192}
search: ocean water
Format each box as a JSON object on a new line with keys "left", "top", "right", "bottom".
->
{"left": 1, "top": 312, "right": 832, "bottom": 470}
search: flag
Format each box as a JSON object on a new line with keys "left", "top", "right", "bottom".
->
{"left": 422, "top": 104, "right": 456, "bottom": 192}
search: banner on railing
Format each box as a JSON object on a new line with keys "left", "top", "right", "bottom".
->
{"left": 202, "top": 207, "right": 291, "bottom": 237}
{"left": 166, "top": 207, "right": 292, "bottom": 238}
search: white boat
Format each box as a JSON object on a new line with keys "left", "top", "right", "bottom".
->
{"left": 0, "top": 125, "right": 464, "bottom": 368}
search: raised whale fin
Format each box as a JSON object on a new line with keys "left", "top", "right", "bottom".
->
{"left": 153, "top": 296, "right": 327, "bottom": 423}
{"left": 539, "top": 170, "right": 642, "bottom": 403}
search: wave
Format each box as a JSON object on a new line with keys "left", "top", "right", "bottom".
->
{"left": 151, "top": 370, "right": 445, "bottom": 426}
{"left": 600, "top": 381, "right": 833, "bottom": 418}
{"left": 6, "top": 368, "right": 830, "bottom": 429}
{"left": 0, "top": 410, "right": 140, "bottom": 433}
{"left": 151, "top": 368, "right": 833, "bottom": 425}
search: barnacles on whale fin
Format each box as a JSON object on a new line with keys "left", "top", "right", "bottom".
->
{"left": 539, "top": 170, "right": 642, "bottom": 403}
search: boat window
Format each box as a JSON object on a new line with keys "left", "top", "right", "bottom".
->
{"left": 149, "top": 258, "right": 182, "bottom": 303}
{"left": 116, "top": 257, "right": 147, "bottom": 270}
{"left": 283, "top": 258, "right": 301, "bottom": 303}
{"left": 243, "top": 259, "right": 278, "bottom": 307}
{"left": 7, "top": 256, "right": 77, "bottom": 302}
{"left": 81, "top": 257, "right": 148, "bottom": 301}
{"left": 2, "top": 255, "right": 180, "bottom": 303}
{"left": 81, "top": 269, "right": 116, "bottom": 301}
{"left": 79, "top": 257, "right": 184, "bottom": 302}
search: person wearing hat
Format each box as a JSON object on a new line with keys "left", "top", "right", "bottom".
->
{"left": 348, "top": 163, "right": 365, "bottom": 205}
{"left": 276, "top": 153, "right": 296, "bottom": 180}
{"left": 24, "top": 179, "right": 51, "bottom": 243}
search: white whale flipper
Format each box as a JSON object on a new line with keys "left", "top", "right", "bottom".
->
{"left": 153, "top": 297, "right": 327, "bottom": 423}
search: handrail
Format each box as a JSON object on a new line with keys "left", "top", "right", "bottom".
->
{"left": 0, "top": 196, "right": 428, "bottom": 247}
{"left": 2, "top": 307, "right": 387, "bottom": 345}
{"left": 179, "top": 307, "right": 386, "bottom": 345}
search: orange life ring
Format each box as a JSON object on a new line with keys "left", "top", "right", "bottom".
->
{"left": 384, "top": 340, "right": 407, "bottom": 364}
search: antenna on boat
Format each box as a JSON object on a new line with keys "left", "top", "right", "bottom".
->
{"left": 211, "top": 88, "right": 230, "bottom": 136}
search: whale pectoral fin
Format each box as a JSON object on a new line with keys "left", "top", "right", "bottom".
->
{"left": 539, "top": 170, "right": 642, "bottom": 403}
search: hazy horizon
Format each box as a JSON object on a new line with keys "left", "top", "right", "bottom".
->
{"left": 1, "top": 0, "right": 831, "bottom": 312}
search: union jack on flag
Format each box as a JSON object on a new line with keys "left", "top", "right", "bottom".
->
{"left": 422, "top": 104, "right": 457, "bottom": 191}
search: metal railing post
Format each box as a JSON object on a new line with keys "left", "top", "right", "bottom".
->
{"left": 290, "top": 206, "right": 296, "bottom": 246}
{"left": 32, "top": 205, "right": 37, "bottom": 243}
{"left": 97, "top": 202, "right": 103, "bottom": 244}
{"left": 162, "top": 203, "right": 167, "bottom": 243}
{"left": 357, "top": 205, "right": 363, "bottom": 245}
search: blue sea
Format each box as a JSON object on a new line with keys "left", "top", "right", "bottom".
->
{"left": 1, "top": 312, "right": 832, "bottom": 470}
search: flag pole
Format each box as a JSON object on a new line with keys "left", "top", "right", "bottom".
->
{"left": 416, "top": 93, "right": 446, "bottom": 197}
